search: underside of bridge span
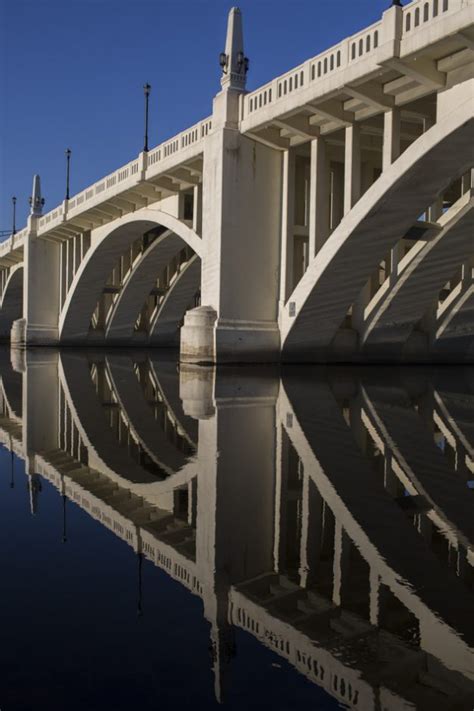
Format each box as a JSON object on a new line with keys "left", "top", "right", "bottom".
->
{"left": 1, "top": 2, "right": 473, "bottom": 362}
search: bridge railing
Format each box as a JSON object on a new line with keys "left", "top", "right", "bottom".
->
{"left": 243, "top": 18, "right": 382, "bottom": 120}
{"left": 38, "top": 204, "right": 65, "bottom": 230}
{"left": 403, "top": 0, "right": 452, "bottom": 34}
{"left": 145, "top": 116, "right": 212, "bottom": 173}
{"left": 4, "top": 115, "right": 213, "bottom": 249}
{"left": 243, "top": 0, "right": 465, "bottom": 122}
{"left": 0, "top": 227, "right": 29, "bottom": 257}
{"left": 67, "top": 156, "right": 141, "bottom": 218}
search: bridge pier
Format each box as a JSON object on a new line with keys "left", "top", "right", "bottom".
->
{"left": 180, "top": 8, "right": 281, "bottom": 364}
{"left": 12, "top": 177, "right": 61, "bottom": 346}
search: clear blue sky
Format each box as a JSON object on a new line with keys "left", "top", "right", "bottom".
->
{"left": 0, "top": 0, "right": 385, "bottom": 230}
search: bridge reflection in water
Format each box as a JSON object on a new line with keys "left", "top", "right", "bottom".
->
{"left": 0, "top": 349, "right": 473, "bottom": 710}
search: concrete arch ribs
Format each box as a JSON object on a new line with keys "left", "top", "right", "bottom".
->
{"left": 106, "top": 230, "right": 186, "bottom": 344}
{"left": 281, "top": 97, "right": 474, "bottom": 361}
{"left": 361, "top": 194, "right": 474, "bottom": 359}
{"left": 279, "top": 377, "right": 474, "bottom": 669}
{"left": 59, "top": 208, "right": 202, "bottom": 345}
{"left": 149, "top": 255, "right": 201, "bottom": 346}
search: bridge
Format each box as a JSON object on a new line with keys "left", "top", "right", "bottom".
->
{"left": 1, "top": 0, "right": 473, "bottom": 362}
{"left": 0, "top": 350, "right": 473, "bottom": 708}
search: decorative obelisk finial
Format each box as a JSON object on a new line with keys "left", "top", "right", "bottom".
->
{"left": 219, "top": 7, "right": 249, "bottom": 91}
{"left": 29, "top": 174, "right": 45, "bottom": 216}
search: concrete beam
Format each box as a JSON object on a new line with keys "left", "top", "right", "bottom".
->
{"left": 345, "top": 81, "right": 394, "bottom": 111}
{"left": 274, "top": 115, "right": 320, "bottom": 140}
{"left": 165, "top": 169, "right": 201, "bottom": 186}
{"left": 152, "top": 176, "right": 180, "bottom": 193}
{"left": 383, "top": 107, "right": 401, "bottom": 172}
{"left": 133, "top": 183, "right": 161, "bottom": 200}
{"left": 451, "top": 32, "right": 474, "bottom": 52}
{"left": 104, "top": 196, "right": 137, "bottom": 212}
{"left": 249, "top": 127, "right": 290, "bottom": 150}
{"left": 124, "top": 191, "right": 148, "bottom": 208}
{"left": 91, "top": 203, "right": 123, "bottom": 219}
{"left": 68, "top": 217, "right": 95, "bottom": 231}
{"left": 306, "top": 100, "right": 354, "bottom": 127}
{"left": 385, "top": 58, "right": 446, "bottom": 90}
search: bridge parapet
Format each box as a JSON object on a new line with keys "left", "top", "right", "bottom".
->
{"left": 242, "top": 0, "right": 471, "bottom": 131}
{"left": 0, "top": 227, "right": 28, "bottom": 265}
{"left": 145, "top": 116, "right": 212, "bottom": 173}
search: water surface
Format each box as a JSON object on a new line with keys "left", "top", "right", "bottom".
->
{"left": 0, "top": 349, "right": 473, "bottom": 710}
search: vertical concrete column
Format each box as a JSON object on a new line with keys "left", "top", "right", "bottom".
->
{"left": 193, "top": 183, "right": 203, "bottom": 235}
{"left": 349, "top": 394, "right": 368, "bottom": 453}
{"left": 389, "top": 240, "right": 405, "bottom": 286}
{"left": 383, "top": 107, "right": 401, "bottom": 172}
{"left": 352, "top": 280, "right": 372, "bottom": 334}
{"left": 330, "top": 162, "right": 345, "bottom": 231}
{"left": 22, "top": 349, "right": 59, "bottom": 479}
{"left": 369, "top": 568, "right": 389, "bottom": 627}
{"left": 383, "top": 450, "right": 400, "bottom": 496}
{"left": 299, "top": 474, "right": 324, "bottom": 587}
{"left": 428, "top": 197, "right": 444, "bottom": 223}
{"left": 344, "top": 124, "right": 361, "bottom": 215}
{"left": 382, "top": 107, "right": 403, "bottom": 313}
{"left": 195, "top": 368, "right": 277, "bottom": 700}
{"left": 308, "top": 137, "right": 330, "bottom": 258}
{"left": 59, "top": 242, "right": 67, "bottom": 311}
{"left": 20, "top": 222, "right": 61, "bottom": 345}
{"left": 332, "top": 520, "right": 350, "bottom": 606}
{"left": 461, "top": 167, "right": 474, "bottom": 195}
{"left": 279, "top": 149, "right": 295, "bottom": 305}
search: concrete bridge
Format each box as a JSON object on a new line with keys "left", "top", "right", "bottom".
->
{"left": 0, "top": 1, "right": 473, "bottom": 363}
{"left": 1, "top": 350, "right": 473, "bottom": 708}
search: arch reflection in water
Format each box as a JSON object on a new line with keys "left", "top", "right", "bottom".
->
{"left": 0, "top": 349, "right": 473, "bottom": 710}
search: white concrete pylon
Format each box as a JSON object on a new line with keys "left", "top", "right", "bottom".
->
{"left": 220, "top": 7, "right": 247, "bottom": 91}
{"left": 30, "top": 174, "right": 44, "bottom": 216}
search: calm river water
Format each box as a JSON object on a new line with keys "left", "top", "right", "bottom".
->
{"left": 0, "top": 349, "right": 472, "bottom": 710}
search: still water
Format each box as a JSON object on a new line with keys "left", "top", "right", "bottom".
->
{"left": 0, "top": 348, "right": 472, "bottom": 711}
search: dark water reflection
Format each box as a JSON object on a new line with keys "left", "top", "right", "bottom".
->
{"left": 0, "top": 348, "right": 473, "bottom": 710}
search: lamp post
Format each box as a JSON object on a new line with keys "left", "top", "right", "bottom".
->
{"left": 143, "top": 83, "right": 151, "bottom": 152}
{"left": 137, "top": 551, "right": 143, "bottom": 617}
{"left": 11, "top": 196, "right": 17, "bottom": 235}
{"left": 62, "top": 494, "right": 67, "bottom": 544}
{"left": 65, "top": 148, "right": 71, "bottom": 200}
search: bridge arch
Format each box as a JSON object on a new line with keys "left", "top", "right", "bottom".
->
{"left": 58, "top": 351, "right": 197, "bottom": 492}
{"left": 434, "top": 277, "right": 474, "bottom": 360}
{"left": 279, "top": 378, "right": 474, "bottom": 672}
{"left": 0, "top": 265, "right": 23, "bottom": 342}
{"left": 59, "top": 208, "right": 202, "bottom": 344}
{"left": 361, "top": 194, "right": 474, "bottom": 358}
{"left": 149, "top": 254, "right": 201, "bottom": 345}
{"left": 281, "top": 99, "right": 474, "bottom": 361}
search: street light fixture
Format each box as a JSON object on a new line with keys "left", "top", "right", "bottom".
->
{"left": 219, "top": 52, "right": 228, "bottom": 74}
{"left": 65, "top": 148, "right": 72, "bottom": 200}
{"left": 62, "top": 494, "right": 67, "bottom": 544}
{"left": 11, "top": 196, "right": 17, "bottom": 235}
{"left": 143, "top": 83, "right": 151, "bottom": 152}
{"left": 237, "top": 51, "right": 249, "bottom": 74}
